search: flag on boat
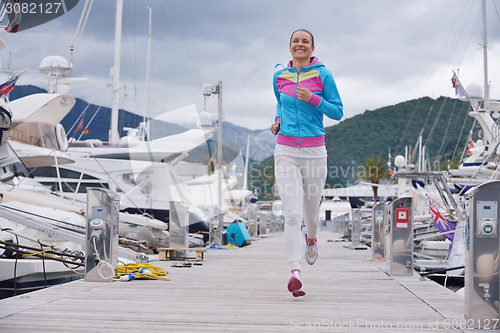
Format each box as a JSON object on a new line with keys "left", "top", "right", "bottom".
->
{"left": 467, "top": 140, "right": 474, "bottom": 155}
{"left": 451, "top": 73, "right": 467, "bottom": 99}
{"left": 76, "top": 113, "right": 85, "bottom": 131}
{"left": 209, "top": 153, "right": 217, "bottom": 167}
{"left": 0, "top": 69, "right": 26, "bottom": 96}
{"left": 428, "top": 197, "right": 456, "bottom": 244}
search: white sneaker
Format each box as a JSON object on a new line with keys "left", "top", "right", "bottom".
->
{"left": 304, "top": 233, "right": 318, "bottom": 265}
{"left": 287, "top": 271, "right": 305, "bottom": 297}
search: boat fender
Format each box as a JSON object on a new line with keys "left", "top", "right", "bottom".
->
{"left": 411, "top": 179, "right": 426, "bottom": 189}
{"left": 56, "top": 123, "right": 68, "bottom": 151}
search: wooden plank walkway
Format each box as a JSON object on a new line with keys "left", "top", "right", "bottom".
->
{"left": 0, "top": 229, "right": 480, "bottom": 332}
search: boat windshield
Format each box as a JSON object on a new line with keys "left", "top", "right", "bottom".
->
{"left": 8, "top": 122, "right": 60, "bottom": 149}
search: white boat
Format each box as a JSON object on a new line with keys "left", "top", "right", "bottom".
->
{"left": 0, "top": 0, "right": 246, "bottom": 298}
{"left": 8, "top": 0, "right": 250, "bottom": 233}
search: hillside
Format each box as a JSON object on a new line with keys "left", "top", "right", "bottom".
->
{"left": 222, "top": 122, "right": 275, "bottom": 161}
{"left": 249, "top": 96, "right": 473, "bottom": 199}
{"left": 9, "top": 87, "right": 474, "bottom": 201}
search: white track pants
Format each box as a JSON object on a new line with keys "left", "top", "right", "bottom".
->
{"left": 274, "top": 155, "right": 327, "bottom": 272}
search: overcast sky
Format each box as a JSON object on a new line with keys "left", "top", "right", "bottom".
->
{"left": 0, "top": 0, "right": 499, "bottom": 130}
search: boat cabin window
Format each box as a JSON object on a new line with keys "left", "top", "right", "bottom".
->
{"left": 28, "top": 166, "right": 99, "bottom": 179}
{"left": 40, "top": 181, "right": 109, "bottom": 193}
{"left": 9, "top": 122, "right": 59, "bottom": 149}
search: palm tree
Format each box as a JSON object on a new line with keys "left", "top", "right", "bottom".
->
{"left": 196, "top": 154, "right": 215, "bottom": 174}
{"left": 354, "top": 155, "right": 390, "bottom": 199}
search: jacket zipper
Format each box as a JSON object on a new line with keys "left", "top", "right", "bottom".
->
{"left": 295, "top": 69, "right": 301, "bottom": 147}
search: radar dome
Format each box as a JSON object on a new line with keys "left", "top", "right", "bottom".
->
{"left": 197, "top": 111, "right": 212, "bottom": 128}
{"left": 394, "top": 155, "right": 405, "bottom": 168}
{"left": 466, "top": 83, "right": 483, "bottom": 100}
{"left": 39, "top": 55, "right": 70, "bottom": 75}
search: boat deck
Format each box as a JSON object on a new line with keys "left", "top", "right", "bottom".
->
{"left": 0, "top": 229, "right": 481, "bottom": 332}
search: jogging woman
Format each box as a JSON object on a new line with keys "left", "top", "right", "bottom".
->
{"left": 271, "top": 29, "right": 343, "bottom": 297}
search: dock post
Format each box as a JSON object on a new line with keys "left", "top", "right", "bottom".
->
{"left": 248, "top": 210, "right": 256, "bottom": 237}
{"left": 352, "top": 209, "right": 361, "bottom": 247}
{"left": 170, "top": 201, "right": 190, "bottom": 257}
{"left": 343, "top": 213, "right": 349, "bottom": 238}
{"left": 372, "top": 202, "right": 386, "bottom": 260}
{"left": 259, "top": 212, "right": 267, "bottom": 235}
{"left": 387, "top": 197, "right": 413, "bottom": 276}
{"left": 464, "top": 180, "right": 500, "bottom": 326}
{"left": 85, "top": 188, "right": 120, "bottom": 282}
{"left": 208, "top": 206, "right": 223, "bottom": 247}
{"left": 325, "top": 210, "right": 333, "bottom": 231}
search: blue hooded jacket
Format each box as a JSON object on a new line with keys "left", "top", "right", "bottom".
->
{"left": 273, "top": 57, "right": 343, "bottom": 147}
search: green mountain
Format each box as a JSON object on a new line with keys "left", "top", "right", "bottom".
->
{"left": 9, "top": 87, "right": 474, "bottom": 201}
{"left": 249, "top": 96, "right": 474, "bottom": 200}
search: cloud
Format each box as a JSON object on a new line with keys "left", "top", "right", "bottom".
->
{"left": 0, "top": 0, "right": 499, "bottom": 130}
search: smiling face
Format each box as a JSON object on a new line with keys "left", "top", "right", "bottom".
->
{"left": 289, "top": 30, "right": 315, "bottom": 61}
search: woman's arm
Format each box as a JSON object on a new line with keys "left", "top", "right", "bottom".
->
{"left": 306, "top": 68, "right": 343, "bottom": 121}
{"left": 273, "top": 72, "right": 283, "bottom": 122}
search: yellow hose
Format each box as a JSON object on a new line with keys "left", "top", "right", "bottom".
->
{"left": 114, "top": 263, "right": 170, "bottom": 281}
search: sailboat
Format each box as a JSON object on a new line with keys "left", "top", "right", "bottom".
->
{"left": 0, "top": 2, "right": 201, "bottom": 298}
{"left": 437, "top": 0, "right": 500, "bottom": 188}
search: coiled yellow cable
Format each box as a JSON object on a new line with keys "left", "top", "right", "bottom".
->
{"left": 114, "top": 263, "right": 170, "bottom": 281}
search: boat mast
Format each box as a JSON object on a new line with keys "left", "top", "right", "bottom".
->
{"left": 243, "top": 134, "right": 250, "bottom": 191}
{"left": 110, "top": 0, "right": 123, "bottom": 144}
{"left": 482, "top": 0, "right": 489, "bottom": 104}
{"left": 217, "top": 81, "right": 223, "bottom": 210}
{"left": 144, "top": 6, "right": 152, "bottom": 141}
{"left": 418, "top": 135, "right": 422, "bottom": 172}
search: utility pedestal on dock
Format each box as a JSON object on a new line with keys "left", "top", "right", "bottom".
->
{"left": 344, "top": 209, "right": 367, "bottom": 250}
{"left": 342, "top": 213, "right": 350, "bottom": 238}
{"left": 372, "top": 202, "right": 386, "bottom": 260}
{"left": 258, "top": 212, "right": 267, "bottom": 235}
{"left": 169, "top": 201, "right": 189, "bottom": 258}
{"left": 270, "top": 214, "right": 276, "bottom": 232}
{"left": 325, "top": 210, "right": 333, "bottom": 231}
{"left": 345, "top": 213, "right": 350, "bottom": 238}
{"left": 248, "top": 210, "right": 256, "bottom": 237}
{"left": 85, "top": 188, "right": 120, "bottom": 282}
{"left": 352, "top": 209, "right": 361, "bottom": 247}
{"left": 388, "top": 197, "right": 413, "bottom": 276}
{"left": 209, "top": 207, "right": 223, "bottom": 248}
{"left": 465, "top": 180, "right": 500, "bottom": 327}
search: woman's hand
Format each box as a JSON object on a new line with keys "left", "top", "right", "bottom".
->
{"left": 270, "top": 121, "right": 280, "bottom": 135}
{"left": 296, "top": 84, "right": 313, "bottom": 102}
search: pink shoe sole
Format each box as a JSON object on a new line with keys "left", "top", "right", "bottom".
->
{"left": 292, "top": 289, "right": 306, "bottom": 297}
{"left": 288, "top": 275, "right": 306, "bottom": 297}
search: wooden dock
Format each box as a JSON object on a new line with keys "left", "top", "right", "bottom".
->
{"left": 0, "top": 229, "right": 478, "bottom": 332}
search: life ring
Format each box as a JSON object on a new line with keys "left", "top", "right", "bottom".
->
{"left": 56, "top": 123, "right": 68, "bottom": 151}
